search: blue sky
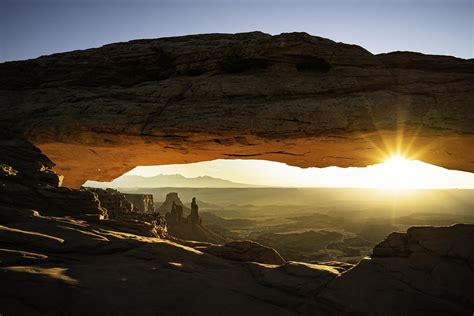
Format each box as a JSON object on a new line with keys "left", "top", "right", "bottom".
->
{"left": 1, "top": 0, "right": 472, "bottom": 62}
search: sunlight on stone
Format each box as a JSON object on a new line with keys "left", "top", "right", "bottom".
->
{"left": 1, "top": 266, "right": 79, "bottom": 285}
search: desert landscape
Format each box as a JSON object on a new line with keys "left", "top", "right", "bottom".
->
{"left": 111, "top": 186, "right": 473, "bottom": 263}
{"left": 1, "top": 2, "right": 473, "bottom": 314}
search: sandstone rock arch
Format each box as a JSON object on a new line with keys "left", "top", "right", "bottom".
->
{"left": 1, "top": 32, "right": 473, "bottom": 187}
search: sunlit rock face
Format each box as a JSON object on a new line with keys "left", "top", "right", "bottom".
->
{"left": 0, "top": 133, "right": 107, "bottom": 219}
{"left": 123, "top": 193, "right": 154, "bottom": 213}
{"left": 1, "top": 32, "right": 473, "bottom": 187}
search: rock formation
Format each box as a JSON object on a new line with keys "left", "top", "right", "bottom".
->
{"left": 165, "top": 200, "right": 184, "bottom": 224}
{"left": 124, "top": 193, "right": 154, "bottom": 213}
{"left": 0, "top": 133, "right": 107, "bottom": 220}
{"left": 319, "top": 224, "right": 474, "bottom": 315}
{"left": 0, "top": 32, "right": 472, "bottom": 187}
{"left": 0, "top": 134, "right": 473, "bottom": 315}
{"left": 84, "top": 187, "right": 155, "bottom": 218}
{"left": 161, "top": 193, "right": 202, "bottom": 225}
{"left": 163, "top": 194, "right": 222, "bottom": 243}
{"left": 1, "top": 31, "right": 473, "bottom": 315}
{"left": 157, "top": 192, "right": 189, "bottom": 215}
{"left": 188, "top": 197, "right": 201, "bottom": 224}
{"left": 85, "top": 187, "right": 137, "bottom": 217}
{"left": 163, "top": 196, "right": 202, "bottom": 226}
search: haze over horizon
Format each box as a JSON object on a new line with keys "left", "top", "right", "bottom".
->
{"left": 1, "top": 0, "right": 472, "bottom": 62}
{"left": 85, "top": 158, "right": 474, "bottom": 189}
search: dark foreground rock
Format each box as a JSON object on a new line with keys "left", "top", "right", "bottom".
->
{"left": 202, "top": 240, "right": 286, "bottom": 265}
{"left": 319, "top": 224, "right": 474, "bottom": 315}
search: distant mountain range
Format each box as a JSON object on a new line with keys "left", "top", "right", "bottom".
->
{"left": 84, "top": 174, "right": 262, "bottom": 188}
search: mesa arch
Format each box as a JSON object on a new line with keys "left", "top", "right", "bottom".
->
{"left": 1, "top": 32, "right": 473, "bottom": 188}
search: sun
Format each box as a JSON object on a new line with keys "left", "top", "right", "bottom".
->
{"left": 373, "top": 155, "right": 420, "bottom": 190}
{"left": 384, "top": 155, "right": 412, "bottom": 170}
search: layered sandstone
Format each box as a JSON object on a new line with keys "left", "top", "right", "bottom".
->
{"left": 164, "top": 194, "right": 225, "bottom": 244}
{"left": 0, "top": 32, "right": 472, "bottom": 187}
{"left": 85, "top": 187, "right": 137, "bottom": 216}
{"left": 124, "top": 193, "right": 154, "bottom": 213}
{"left": 0, "top": 133, "right": 107, "bottom": 219}
{"left": 319, "top": 224, "right": 474, "bottom": 315}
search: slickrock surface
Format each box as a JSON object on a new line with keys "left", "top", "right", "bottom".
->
{"left": 1, "top": 32, "right": 473, "bottom": 187}
{"left": 202, "top": 240, "right": 286, "bottom": 265}
{"left": 319, "top": 224, "right": 474, "bottom": 315}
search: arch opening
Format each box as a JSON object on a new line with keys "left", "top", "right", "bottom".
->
{"left": 84, "top": 157, "right": 474, "bottom": 190}
{"left": 82, "top": 158, "right": 474, "bottom": 263}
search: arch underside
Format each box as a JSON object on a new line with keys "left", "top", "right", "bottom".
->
{"left": 1, "top": 32, "right": 472, "bottom": 187}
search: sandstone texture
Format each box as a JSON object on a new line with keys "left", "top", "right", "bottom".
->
{"left": 83, "top": 187, "right": 166, "bottom": 237}
{"left": 124, "top": 193, "right": 154, "bottom": 213}
{"left": 164, "top": 194, "right": 226, "bottom": 244}
{"left": 0, "top": 133, "right": 106, "bottom": 219}
{"left": 85, "top": 187, "right": 155, "bottom": 215}
{"left": 85, "top": 187, "right": 137, "bottom": 215}
{"left": 1, "top": 134, "right": 473, "bottom": 315}
{"left": 1, "top": 32, "right": 473, "bottom": 187}
{"left": 1, "top": 31, "right": 474, "bottom": 315}
{"left": 202, "top": 240, "right": 286, "bottom": 265}
{"left": 319, "top": 224, "right": 474, "bottom": 315}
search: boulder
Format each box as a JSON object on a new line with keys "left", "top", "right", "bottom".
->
{"left": 318, "top": 224, "right": 474, "bottom": 315}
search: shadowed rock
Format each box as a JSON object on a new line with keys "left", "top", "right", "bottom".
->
{"left": 158, "top": 192, "right": 188, "bottom": 214}
{"left": 319, "top": 224, "right": 474, "bottom": 315}
{"left": 1, "top": 34, "right": 473, "bottom": 315}
{"left": 162, "top": 194, "right": 224, "bottom": 243}
{"left": 1, "top": 32, "right": 472, "bottom": 187}
{"left": 202, "top": 240, "right": 286, "bottom": 265}
{"left": 124, "top": 193, "right": 154, "bottom": 213}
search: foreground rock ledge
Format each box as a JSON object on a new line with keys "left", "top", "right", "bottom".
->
{"left": 1, "top": 32, "right": 473, "bottom": 187}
